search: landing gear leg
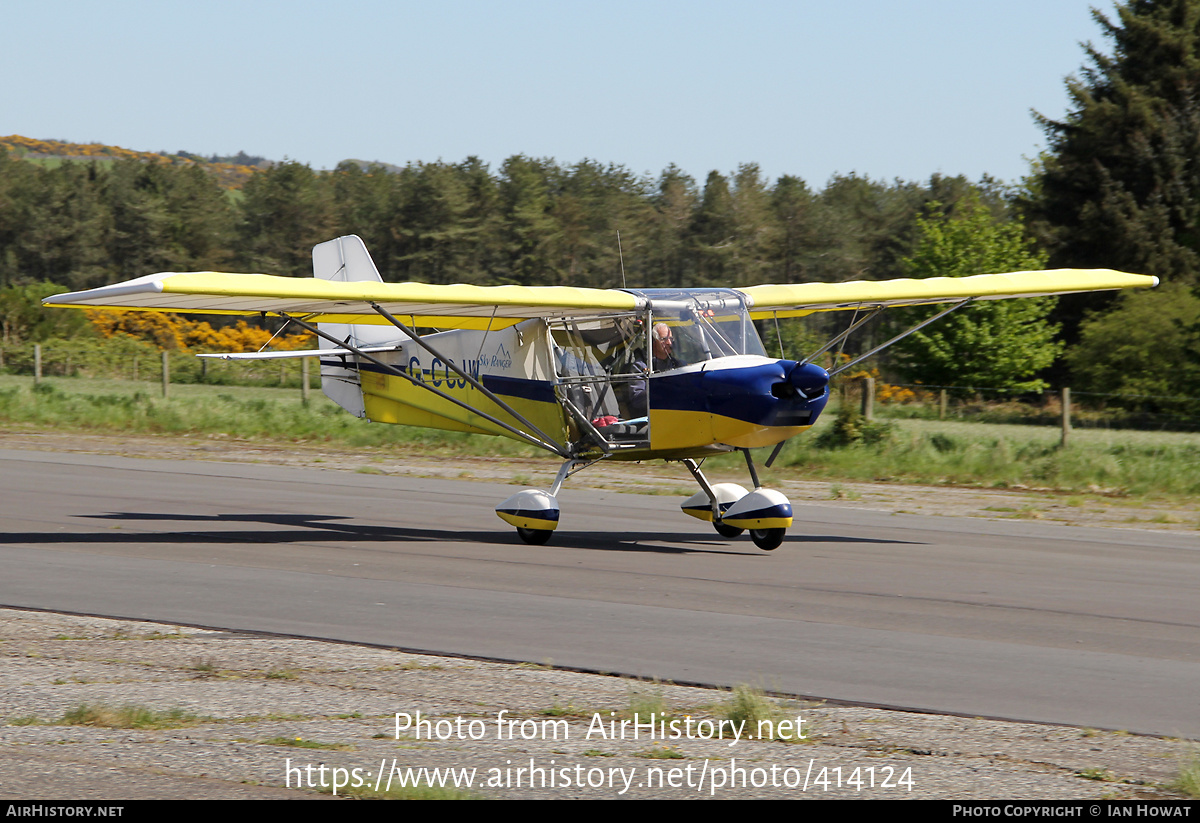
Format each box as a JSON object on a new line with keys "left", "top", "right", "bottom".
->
{"left": 548, "top": 457, "right": 586, "bottom": 497}
{"left": 681, "top": 459, "right": 746, "bottom": 538}
{"left": 742, "top": 448, "right": 761, "bottom": 490}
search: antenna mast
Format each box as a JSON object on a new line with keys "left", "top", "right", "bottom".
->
{"left": 617, "top": 230, "right": 627, "bottom": 289}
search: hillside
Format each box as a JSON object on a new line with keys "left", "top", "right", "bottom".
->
{"left": 0, "top": 135, "right": 269, "bottom": 190}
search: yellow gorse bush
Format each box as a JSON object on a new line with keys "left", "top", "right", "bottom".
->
{"left": 85, "top": 309, "right": 311, "bottom": 354}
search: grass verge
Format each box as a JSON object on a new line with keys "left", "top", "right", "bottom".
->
{"left": 260, "top": 736, "right": 354, "bottom": 751}
{"left": 1170, "top": 750, "right": 1200, "bottom": 798}
{"left": 3, "top": 376, "right": 1200, "bottom": 500}
{"left": 59, "top": 703, "right": 203, "bottom": 729}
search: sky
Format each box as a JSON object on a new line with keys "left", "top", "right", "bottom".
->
{"left": 4, "top": 0, "right": 1115, "bottom": 188}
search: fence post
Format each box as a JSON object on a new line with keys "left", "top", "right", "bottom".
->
{"left": 301, "top": 357, "right": 310, "bottom": 402}
{"left": 860, "top": 376, "right": 875, "bottom": 421}
{"left": 1060, "top": 386, "right": 1071, "bottom": 447}
{"left": 33, "top": 343, "right": 41, "bottom": 386}
{"left": 939, "top": 389, "right": 947, "bottom": 420}
{"left": 161, "top": 351, "right": 169, "bottom": 398}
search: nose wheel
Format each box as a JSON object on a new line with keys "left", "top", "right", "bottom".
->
{"left": 516, "top": 527, "right": 553, "bottom": 545}
{"left": 713, "top": 522, "right": 745, "bottom": 538}
{"left": 681, "top": 454, "right": 792, "bottom": 551}
{"left": 750, "top": 528, "right": 785, "bottom": 551}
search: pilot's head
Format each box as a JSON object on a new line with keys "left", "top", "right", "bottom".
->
{"left": 652, "top": 323, "right": 673, "bottom": 359}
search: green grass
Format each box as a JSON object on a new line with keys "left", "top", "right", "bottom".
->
{"left": 8, "top": 715, "right": 42, "bottom": 726}
{"left": 633, "top": 744, "right": 685, "bottom": 760}
{"left": 723, "top": 685, "right": 781, "bottom": 739}
{"left": 0, "top": 376, "right": 540, "bottom": 457}
{"left": 1171, "top": 750, "right": 1200, "bottom": 798}
{"left": 541, "top": 703, "right": 588, "bottom": 718}
{"left": 625, "top": 683, "right": 671, "bottom": 720}
{"left": 59, "top": 703, "right": 202, "bottom": 729}
{"left": 261, "top": 736, "right": 354, "bottom": 751}
{"left": 3, "top": 375, "right": 1200, "bottom": 499}
{"left": 191, "top": 658, "right": 218, "bottom": 676}
{"left": 772, "top": 416, "right": 1200, "bottom": 498}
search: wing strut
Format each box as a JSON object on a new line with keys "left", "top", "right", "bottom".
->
{"left": 765, "top": 298, "right": 974, "bottom": 467}
{"left": 827, "top": 299, "right": 974, "bottom": 378}
{"left": 368, "top": 302, "right": 568, "bottom": 454}
{"left": 802, "top": 307, "right": 884, "bottom": 365}
{"left": 280, "top": 313, "right": 571, "bottom": 458}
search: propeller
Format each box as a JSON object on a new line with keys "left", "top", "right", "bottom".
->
{"left": 765, "top": 361, "right": 830, "bottom": 468}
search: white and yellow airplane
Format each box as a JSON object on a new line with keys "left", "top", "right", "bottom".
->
{"left": 45, "top": 236, "right": 1156, "bottom": 550}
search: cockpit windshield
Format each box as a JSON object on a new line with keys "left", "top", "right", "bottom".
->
{"left": 632, "top": 288, "right": 767, "bottom": 371}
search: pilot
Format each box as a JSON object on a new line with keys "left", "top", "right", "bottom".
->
{"left": 620, "top": 322, "right": 679, "bottom": 418}
{"left": 651, "top": 323, "right": 680, "bottom": 371}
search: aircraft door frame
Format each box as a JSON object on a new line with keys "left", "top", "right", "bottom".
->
{"left": 547, "top": 312, "right": 651, "bottom": 452}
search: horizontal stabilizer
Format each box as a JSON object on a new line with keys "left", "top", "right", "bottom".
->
{"left": 197, "top": 345, "right": 403, "bottom": 361}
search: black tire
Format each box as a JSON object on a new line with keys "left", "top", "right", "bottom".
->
{"left": 516, "top": 527, "right": 552, "bottom": 545}
{"left": 750, "top": 528, "right": 785, "bottom": 551}
{"left": 713, "top": 521, "right": 744, "bottom": 538}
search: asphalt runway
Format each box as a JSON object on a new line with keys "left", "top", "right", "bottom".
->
{"left": 2, "top": 448, "right": 1197, "bottom": 738}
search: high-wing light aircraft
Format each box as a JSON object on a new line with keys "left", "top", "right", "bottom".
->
{"left": 45, "top": 236, "right": 1157, "bottom": 550}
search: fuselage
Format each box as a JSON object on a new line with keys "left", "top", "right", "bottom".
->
{"left": 323, "top": 290, "right": 831, "bottom": 460}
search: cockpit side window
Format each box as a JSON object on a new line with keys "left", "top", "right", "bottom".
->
{"left": 549, "top": 315, "right": 650, "bottom": 446}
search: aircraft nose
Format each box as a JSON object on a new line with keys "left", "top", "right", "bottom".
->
{"left": 769, "top": 361, "right": 829, "bottom": 400}
{"left": 789, "top": 362, "right": 829, "bottom": 398}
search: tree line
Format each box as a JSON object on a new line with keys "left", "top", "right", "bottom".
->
{"left": 0, "top": 148, "right": 1005, "bottom": 292}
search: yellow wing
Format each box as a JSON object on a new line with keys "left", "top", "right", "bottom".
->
{"left": 45, "top": 261, "right": 1158, "bottom": 329}
{"left": 740, "top": 269, "right": 1159, "bottom": 319}
{"left": 43, "top": 272, "right": 644, "bottom": 331}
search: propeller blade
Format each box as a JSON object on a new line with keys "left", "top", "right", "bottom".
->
{"left": 764, "top": 440, "right": 787, "bottom": 468}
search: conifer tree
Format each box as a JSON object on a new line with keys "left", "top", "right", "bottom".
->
{"left": 1031, "top": 0, "right": 1200, "bottom": 283}
{"left": 688, "top": 171, "right": 736, "bottom": 286}
{"left": 239, "top": 161, "right": 334, "bottom": 278}
{"left": 497, "top": 156, "right": 560, "bottom": 285}
{"left": 648, "top": 165, "right": 697, "bottom": 288}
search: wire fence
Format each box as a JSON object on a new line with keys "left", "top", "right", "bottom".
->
{"left": 831, "top": 377, "right": 1200, "bottom": 433}
{"left": 0, "top": 341, "right": 316, "bottom": 392}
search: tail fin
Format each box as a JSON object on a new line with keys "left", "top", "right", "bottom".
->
{"left": 313, "top": 236, "right": 398, "bottom": 417}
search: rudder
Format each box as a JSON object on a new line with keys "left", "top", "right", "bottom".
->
{"left": 313, "top": 236, "right": 399, "bottom": 417}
